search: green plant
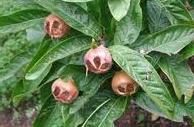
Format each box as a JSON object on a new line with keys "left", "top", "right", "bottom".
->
{"left": 1, "top": 0, "right": 194, "bottom": 126}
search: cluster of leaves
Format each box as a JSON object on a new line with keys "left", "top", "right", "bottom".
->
{"left": 1, "top": 0, "right": 194, "bottom": 126}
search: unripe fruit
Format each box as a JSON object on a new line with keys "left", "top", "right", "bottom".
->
{"left": 84, "top": 44, "right": 112, "bottom": 74}
{"left": 44, "top": 14, "right": 70, "bottom": 39}
{"left": 51, "top": 78, "right": 79, "bottom": 104}
{"left": 111, "top": 71, "right": 138, "bottom": 96}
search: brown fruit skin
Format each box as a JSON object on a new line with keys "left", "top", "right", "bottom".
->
{"left": 111, "top": 71, "right": 138, "bottom": 96}
{"left": 44, "top": 14, "right": 70, "bottom": 39}
{"left": 51, "top": 78, "right": 79, "bottom": 104}
{"left": 84, "top": 45, "right": 112, "bottom": 74}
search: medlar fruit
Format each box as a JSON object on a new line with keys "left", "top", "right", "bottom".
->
{"left": 84, "top": 44, "right": 112, "bottom": 74}
{"left": 111, "top": 71, "right": 138, "bottom": 96}
{"left": 51, "top": 78, "right": 79, "bottom": 104}
{"left": 44, "top": 14, "right": 70, "bottom": 39}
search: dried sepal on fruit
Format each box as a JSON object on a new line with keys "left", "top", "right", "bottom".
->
{"left": 111, "top": 71, "right": 138, "bottom": 96}
{"left": 84, "top": 44, "right": 112, "bottom": 74}
{"left": 44, "top": 14, "right": 70, "bottom": 39}
{"left": 51, "top": 78, "right": 79, "bottom": 104}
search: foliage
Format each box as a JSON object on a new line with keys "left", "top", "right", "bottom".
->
{"left": 1, "top": 0, "right": 194, "bottom": 126}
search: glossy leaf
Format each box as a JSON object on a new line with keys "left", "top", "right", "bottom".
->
{"left": 114, "top": 0, "right": 142, "bottom": 45}
{"left": 134, "top": 25, "right": 194, "bottom": 55}
{"left": 25, "top": 36, "right": 91, "bottom": 80}
{"left": 34, "top": 0, "right": 101, "bottom": 38}
{"left": 159, "top": 56, "right": 194, "bottom": 103}
{"left": 110, "top": 45, "right": 174, "bottom": 117}
{"left": 81, "top": 90, "right": 129, "bottom": 127}
{"left": 108, "top": 0, "right": 131, "bottom": 21}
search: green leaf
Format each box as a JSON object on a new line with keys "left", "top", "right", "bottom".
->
{"left": 25, "top": 36, "right": 91, "bottom": 80}
{"left": 0, "top": 0, "right": 43, "bottom": 16}
{"left": 134, "top": 92, "right": 166, "bottom": 118}
{"left": 110, "top": 45, "right": 175, "bottom": 117}
{"left": 134, "top": 91, "right": 187, "bottom": 122}
{"left": 81, "top": 90, "right": 129, "bottom": 127}
{"left": 62, "top": 0, "right": 93, "bottom": 2}
{"left": 114, "top": 0, "right": 142, "bottom": 45}
{"left": 26, "top": 38, "right": 51, "bottom": 72}
{"left": 0, "top": 9, "right": 48, "bottom": 35}
{"left": 179, "top": 42, "right": 194, "bottom": 60}
{"left": 108, "top": 0, "right": 131, "bottom": 21}
{"left": 146, "top": 0, "right": 170, "bottom": 32}
{"left": 134, "top": 25, "right": 194, "bottom": 55}
{"left": 87, "top": 0, "right": 113, "bottom": 40}
{"left": 185, "top": 97, "right": 194, "bottom": 120}
{"left": 34, "top": 0, "right": 101, "bottom": 38}
{"left": 148, "top": 0, "right": 192, "bottom": 25}
{"left": 159, "top": 56, "right": 194, "bottom": 103}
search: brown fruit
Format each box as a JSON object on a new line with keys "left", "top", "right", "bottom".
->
{"left": 111, "top": 71, "right": 138, "bottom": 96}
{"left": 51, "top": 78, "right": 79, "bottom": 104}
{"left": 44, "top": 14, "right": 70, "bottom": 39}
{"left": 84, "top": 44, "right": 112, "bottom": 74}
